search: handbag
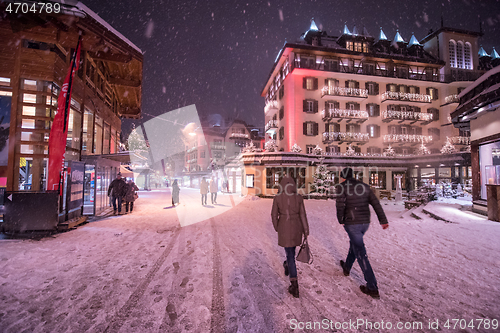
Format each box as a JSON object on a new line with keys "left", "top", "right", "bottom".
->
{"left": 296, "top": 237, "right": 313, "bottom": 264}
{"left": 134, "top": 192, "right": 138, "bottom": 200}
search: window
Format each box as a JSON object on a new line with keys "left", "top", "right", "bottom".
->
{"left": 327, "top": 101, "right": 338, "bottom": 111}
{"left": 449, "top": 40, "right": 456, "bottom": 68}
{"left": 464, "top": 42, "right": 472, "bottom": 70}
{"left": 388, "top": 84, "right": 397, "bottom": 92}
{"left": 401, "top": 127, "right": 408, "bottom": 135}
{"left": 366, "top": 82, "right": 378, "bottom": 95}
{"left": 303, "top": 122, "right": 318, "bottom": 136}
{"left": 427, "top": 87, "right": 439, "bottom": 100}
{"left": 279, "top": 106, "right": 284, "bottom": 120}
{"left": 326, "top": 145, "right": 340, "bottom": 153}
{"left": 327, "top": 123, "right": 340, "bottom": 133}
{"left": 200, "top": 151, "right": 205, "bottom": 158}
{"left": 363, "top": 42, "right": 369, "bottom": 53}
{"left": 367, "top": 147, "right": 381, "bottom": 154}
{"left": 367, "top": 104, "right": 380, "bottom": 117}
{"left": 354, "top": 42, "right": 363, "bottom": 52}
{"left": 279, "top": 86, "right": 284, "bottom": 100}
{"left": 299, "top": 55, "right": 316, "bottom": 69}
{"left": 346, "top": 41, "right": 353, "bottom": 51}
{"left": 347, "top": 80, "right": 358, "bottom": 89}
{"left": 306, "top": 145, "right": 315, "bottom": 154}
{"left": 457, "top": 41, "right": 464, "bottom": 69}
{"left": 303, "top": 77, "right": 318, "bottom": 90}
{"left": 409, "top": 86, "right": 419, "bottom": 94}
{"left": 303, "top": 99, "right": 318, "bottom": 113}
{"left": 279, "top": 126, "right": 284, "bottom": 140}
{"left": 428, "top": 108, "right": 439, "bottom": 121}
{"left": 324, "top": 58, "right": 339, "bottom": 71}
{"left": 245, "top": 174, "right": 254, "bottom": 188}
{"left": 367, "top": 125, "right": 380, "bottom": 138}
{"left": 399, "top": 85, "right": 406, "bottom": 93}
{"left": 390, "top": 126, "right": 397, "bottom": 134}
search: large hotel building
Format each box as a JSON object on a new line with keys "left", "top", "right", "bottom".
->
{"left": 243, "top": 20, "right": 498, "bottom": 196}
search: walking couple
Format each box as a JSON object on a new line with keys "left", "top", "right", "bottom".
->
{"left": 271, "top": 168, "right": 389, "bottom": 299}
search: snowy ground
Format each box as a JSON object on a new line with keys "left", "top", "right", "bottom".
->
{"left": 1, "top": 190, "right": 500, "bottom": 333}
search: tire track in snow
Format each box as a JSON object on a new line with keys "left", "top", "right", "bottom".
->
{"left": 103, "top": 227, "right": 181, "bottom": 333}
{"left": 209, "top": 218, "right": 226, "bottom": 333}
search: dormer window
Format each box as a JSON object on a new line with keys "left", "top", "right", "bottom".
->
{"left": 354, "top": 42, "right": 363, "bottom": 52}
{"left": 363, "top": 42, "right": 369, "bottom": 53}
{"left": 346, "top": 41, "right": 353, "bottom": 51}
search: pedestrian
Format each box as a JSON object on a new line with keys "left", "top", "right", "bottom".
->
{"left": 210, "top": 177, "right": 218, "bottom": 204}
{"left": 108, "top": 172, "right": 127, "bottom": 215}
{"left": 336, "top": 167, "right": 389, "bottom": 299}
{"left": 200, "top": 177, "right": 208, "bottom": 205}
{"left": 171, "top": 179, "right": 180, "bottom": 206}
{"left": 124, "top": 179, "right": 139, "bottom": 213}
{"left": 271, "top": 175, "right": 309, "bottom": 298}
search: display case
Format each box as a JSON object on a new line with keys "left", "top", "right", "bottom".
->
{"left": 485, "top": 165, "right": 500, "bottom": 185}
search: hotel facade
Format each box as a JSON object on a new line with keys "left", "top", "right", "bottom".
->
{"left": 243, "top": 21, "right": 497, "bottom": 196}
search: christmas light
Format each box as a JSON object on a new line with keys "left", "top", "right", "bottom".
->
{"left": 265, "top": 139, "right": 277, "bottom": 152}
{"left": 345, "top": 144, "right": 356, "bottom": 156}
{"left": 323, "top": 131, "right": 370, "bottom": 142}
{"left": 382, "top": 110, "right": 433, "bottom": 121}
{"left": 321, "top": 86, "right": 368, "bottom": 98}
{"left": 441, "top": 137, "right": 457, "bottom": 154}
{"left": 230, "top": 133, "right": 249, "bottom": 139}
{"left": 381, "top": 91, "right": 432, "bottom": 103}
{"left": 383, "top": 134, "right": 433, "bottom": 143}
{"left": 291, "top": 143, "right": 302, "bottom": 153}
{"left": 444, "top": 94, "right": 460, "bottom": 104}
{"left": 321, "top": 108, "right": 369, "bottom": 119}
{"left": 264, "top": 100, "right": 279, "bottom": 114}
{"left": 265, "top": 119, "right": 278, "bottom": 131}
{"left": 447, "top": 136, "right": 471, "bottom": 145}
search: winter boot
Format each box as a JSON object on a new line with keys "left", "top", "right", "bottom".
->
{"left": 360, "top": 285, "right": 380, "bottom": 299}
{"left": 340, "top": 260, "right": 350, "bottom": 276}
{"left": 288, "top": 280, "right": 299, "bottom": 298}
{"left": 283, "top": 261, "right": 289, "bottom": 276}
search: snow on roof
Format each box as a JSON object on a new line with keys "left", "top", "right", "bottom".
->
{"left": 309, "top": 18, "right": 319, "bottom": 31}
{"left": 351, "top": 25, "right": 359, "bottom": 36}
{"left": 76, "top": 2, "right": 142, "bottom": 54}
{"left": 458, "top": 65, "right": 500, "bottom": 98}
{"left": 343, "top": 24, "right": 351, "bottom": 35}
{"left": 491, "top": 47, "right": 500, "bottom": 59}
{"left": 478, "top": 46, "right": 490, "bottom": 57}
{"left": 362, "top": 26, "right": 371, "bottom": 37}
{"left": 394, "top": 30, "right": 405, "bottom": 43}
{"left": 408, "top": 33, "right": 422, "bottom": 47}
{"left": 378, "top": 27, "right": 388, "bottom": 41}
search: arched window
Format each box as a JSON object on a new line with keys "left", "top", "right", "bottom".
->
{"left": 464, "top": 42, "right": 472, "bottom": 70}
{"left": 449, "top": 40, "right": 456, "bottom": 68}
{"left": 457, "top": 41, "right": 464, "bottom": 69}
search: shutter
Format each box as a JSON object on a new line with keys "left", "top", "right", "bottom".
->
{"left": 303, "top": 100, "right": 307, "bottom": 112}
{"left": 325, "top": 78, "right": 328, "bottom": 85}
{"left": 365, "top": 82, "right": 369, "bottom": 91}
{"left": 434, "top": 108, "right": 439, "bottom": 121}
{"left": 416, "top": 86, "right": 420, "bottom": 94}
{"left": 375, "top": 83, "right": 379, "bottom": 95}
{"left": 417, "top": 127, "right": 422, "bottom": 135}
{"left": 313, "top": 122, "right": 319, "bottom": 136}
{"left": 325, "top": 101, "right": 329, "bottom": 110}
{"left": 355, "top": 103, "right": 360, "bottom": 110}
{"left": 345, "top": 80, "right": 349, "bottom": 88}
{"left": 376, "top": 125, "right": 380, "bottom": 138}
{"left": 303, "top": 122, "right": 307, "bottom": 135}
{"left": 325, "top": 123, "right": 329, "bottom": 132}
{"left": 335, "top": 101, "right": 339, "bottom": 109}
{"left": 434, "top": 88, "right": 439, "bottom": 100}
{"left": 313, "top": 100, "right": 318, "bottom": 113}
{"left": 313, "top": 78, "right": 318, "bottom": 90}
{"left": 375, "top": 104, "right": 380, "bottom": 116}
{"left": 386, "top": 83, "right": 391, "bottom": 91}
{"left": 303, "top": 77, "right": 307, "bottom": 89}
{"left": 426, "top": 87, "right": 430, "bottom": 95}
{"left": 335, "top": 123, "right": 340, "bottom": 132}
{"left": 355, "top": 81, "right": 360, "bottom": 89}
{"left": 397, "top": 126, "right": 402, "bottom": 134}
{"left": 366, "top": 125, "right": 371, "bottom": 134}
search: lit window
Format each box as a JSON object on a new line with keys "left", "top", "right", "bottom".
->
{"left": 370, "top": 126, "right": 375, "bottom": 137}
{"left": 457, "top": 41, "right": 464, "bottom": 69}
{"left": 307, "top": 122, "right": 314, "bottom": 135}
{"left": 464, "top": 43, "right": 472, "bottom": 70}
{"left": 346, "top": 41, "right": 353, "bottom": 51}
{"left": 363, "top": 42, "right": 369, "bottom": 53}
{"left": 402, "top": 127, "right": 408, "bottom": 135}
{"left": 306, "top": 77, "right": 314, "bottom": 90}
{"left": 306, "top": 100, "right": 314, "bottom": 112}
{"left": 354, "top": 42, "right": 363, "bottom": 52}
{"left": 449, "top": 40, "right": 456, "bottom": 68}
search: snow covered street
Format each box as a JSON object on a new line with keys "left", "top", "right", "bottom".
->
{"left": 1, "top": 190, "right": 500, "bottom": 332}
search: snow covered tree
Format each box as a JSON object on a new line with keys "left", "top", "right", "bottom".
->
{"left": 415, "top": 143, "right": 430, "bottom": 155}
{"left": 291, "top": 143, "right": 302, "bottom": 153}
{"left": 345, "top": 144, "right": 356, "bottom": 156}
{"left": 441, "top": 138, "right": 456, "bottom": 154}
{"left": 383, "top": 145, "right": 395, "bottom": 157}
{"left": 265, "top": 139, "right": 277, "bottom": 152}
{"left": 310, "top": 162, "right": 330, "bottom": 194}
{"left": 242, "top": 141, "right": 257, "bottom": 153}
{"left": 312, "top": 145, "right": 323, "bottom": 156}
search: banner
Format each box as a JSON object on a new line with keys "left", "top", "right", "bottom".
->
{"left": 47, "top": 36, "right": 82, "bottom": 192}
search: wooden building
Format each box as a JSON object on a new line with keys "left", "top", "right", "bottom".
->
{"left": 0, "top": 1, "right": 142, "bottom": 216}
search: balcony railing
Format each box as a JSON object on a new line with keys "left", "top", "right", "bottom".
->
{"left": 321, "top": 86, "right": 368, "bottom": 98}
{"left": 444, "top": 94, "right": 460, "bottom": 104}
{"left": 322, "top": 132, "right": 370, "bottom": 143}
{"left": 383, "top": 134, "right": 433, "bottom": 144}
{"left": 321, "top": 108, "right": 369, "bottom": 121}
{"left": 210, "top": 144, "right": 225, "bottom": 150}
{"left": 448, "top": 136, "right": 471, "bottom": 145}
{"left": 381, "top": 91, "right": 432, "bottom": 103}
{"left": 382, "top": 110, "right": 433, "bottom": 122}
{"left": 265, "top": 119, "right": 278, "bottom": 132}
{"left": 264, "top": 100, "right": 278, "bottom": 114}
{"left": 230, "top": 133, "right": 249, "bottom": 139}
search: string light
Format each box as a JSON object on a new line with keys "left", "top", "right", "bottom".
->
{"left": 321, "top": 86, "right": 368, "bottom": 98}
{"left": 323, "top": 131, "right": 370, "bottom": 142}
{"left": 382, "top": 110, "right": 433, "bottom": 121}
{"left": 381, "top": 91, "right": 431, "bottom": 103}
{"left": 383, "top": 134, "right": 433, "bottom": 143}
{"left": 322, "top": 108, "right": 369, "bottom": 119}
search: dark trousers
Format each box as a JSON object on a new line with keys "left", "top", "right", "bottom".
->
{"left": 201, "top": 194, "right": 207, "bottom": 205}
{"left": 112, "top": 196, "right": 122, "bottom": 213}
{"left": 284, "top": 247, "right": 297, "bottom": 279}
{"left": 211, "top": 192, "right": 217, "bottom": 204}
{"left": 343, "top": 223, "right": 378, "bottom": 291}
{"left": 125, "top": 201, "right": 134, "bottom": 212}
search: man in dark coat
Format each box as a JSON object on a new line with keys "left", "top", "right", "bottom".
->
{"left": 272, "top": 176, "right": 309, "bottom": 298}
{"left": 108, "top": 172, "right": 127, "bottom": 214}
{"left": 336, "top": 167, "right": 389, "bottom": 299}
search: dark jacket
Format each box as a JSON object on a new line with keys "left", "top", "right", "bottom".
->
{"left": 336, "top": 178, "right": 388, "bottom": 225}
{"left": 108, "top": 178, "right": 127, "bottom": 197}
{"left": 271, "top": 176, "right": 309, "bottom": 247}
{"left": 124, "top": 182, "right": 139, "bottom": 202}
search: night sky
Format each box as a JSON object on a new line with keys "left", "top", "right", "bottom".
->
{"left": 80, "top": 0, "right": 500, "bottom": 135}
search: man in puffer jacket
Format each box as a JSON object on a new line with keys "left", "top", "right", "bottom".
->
{"left": 336, "top": 167, "right": 389, "bottom": 299}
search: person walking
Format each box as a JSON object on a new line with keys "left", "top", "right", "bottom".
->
{"left": 336, "top": 167, "right": 389, "bottom": 299}
{"left": 200, "top": 177, "right": 209, "bottom": 205}
{"left": 124, "top": 179, "right": 139, "bottom": 213}
{"left": 271, "top": 176, "right": 309, "bottom": 298}
{"left": 108, "top": 172, "right": 127, "bottom": 215}
{"left": 210, "top": 177, "right": 218, "bottom": 204}
{"left": 171, "top": 179, "right": 180, "bottom": 206}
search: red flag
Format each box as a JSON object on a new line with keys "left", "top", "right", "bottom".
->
{"left": 47, "top": 37, "right": 82, "bottom": 192}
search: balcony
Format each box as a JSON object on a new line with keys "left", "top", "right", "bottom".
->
{"left": 443, "top": 94, "right": 460, "bottom": 105}
{"left": 321, "top": 86, "right": 368, "bottom": 99}
{"left": 264, "top": 100, "right": 278, "bottom": 114}
{"left": 382, "top": 110, "right": 433, "bottom": 124}
{"left": 229, "top": 133, "right": 249, "bottom": 139}
{"left": 210, "top": 143, "right": 225, "bottom": 150}
{"left": 381, "top": 91, "right": 432, "bottom": 103}
{"left": 448, "top": 136, "right": 471, "bottom": 145}
{"left": 322, "top": 132, "right": 370, "bottom": 144}
{"left": 321, "top": 108, "right": 368, "bottom": 122}
{"left": 383, "top": 134, "right": 433, "bottom": 144}
{"left": 265, "top": 119, "right": 278, "bottom": 132}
